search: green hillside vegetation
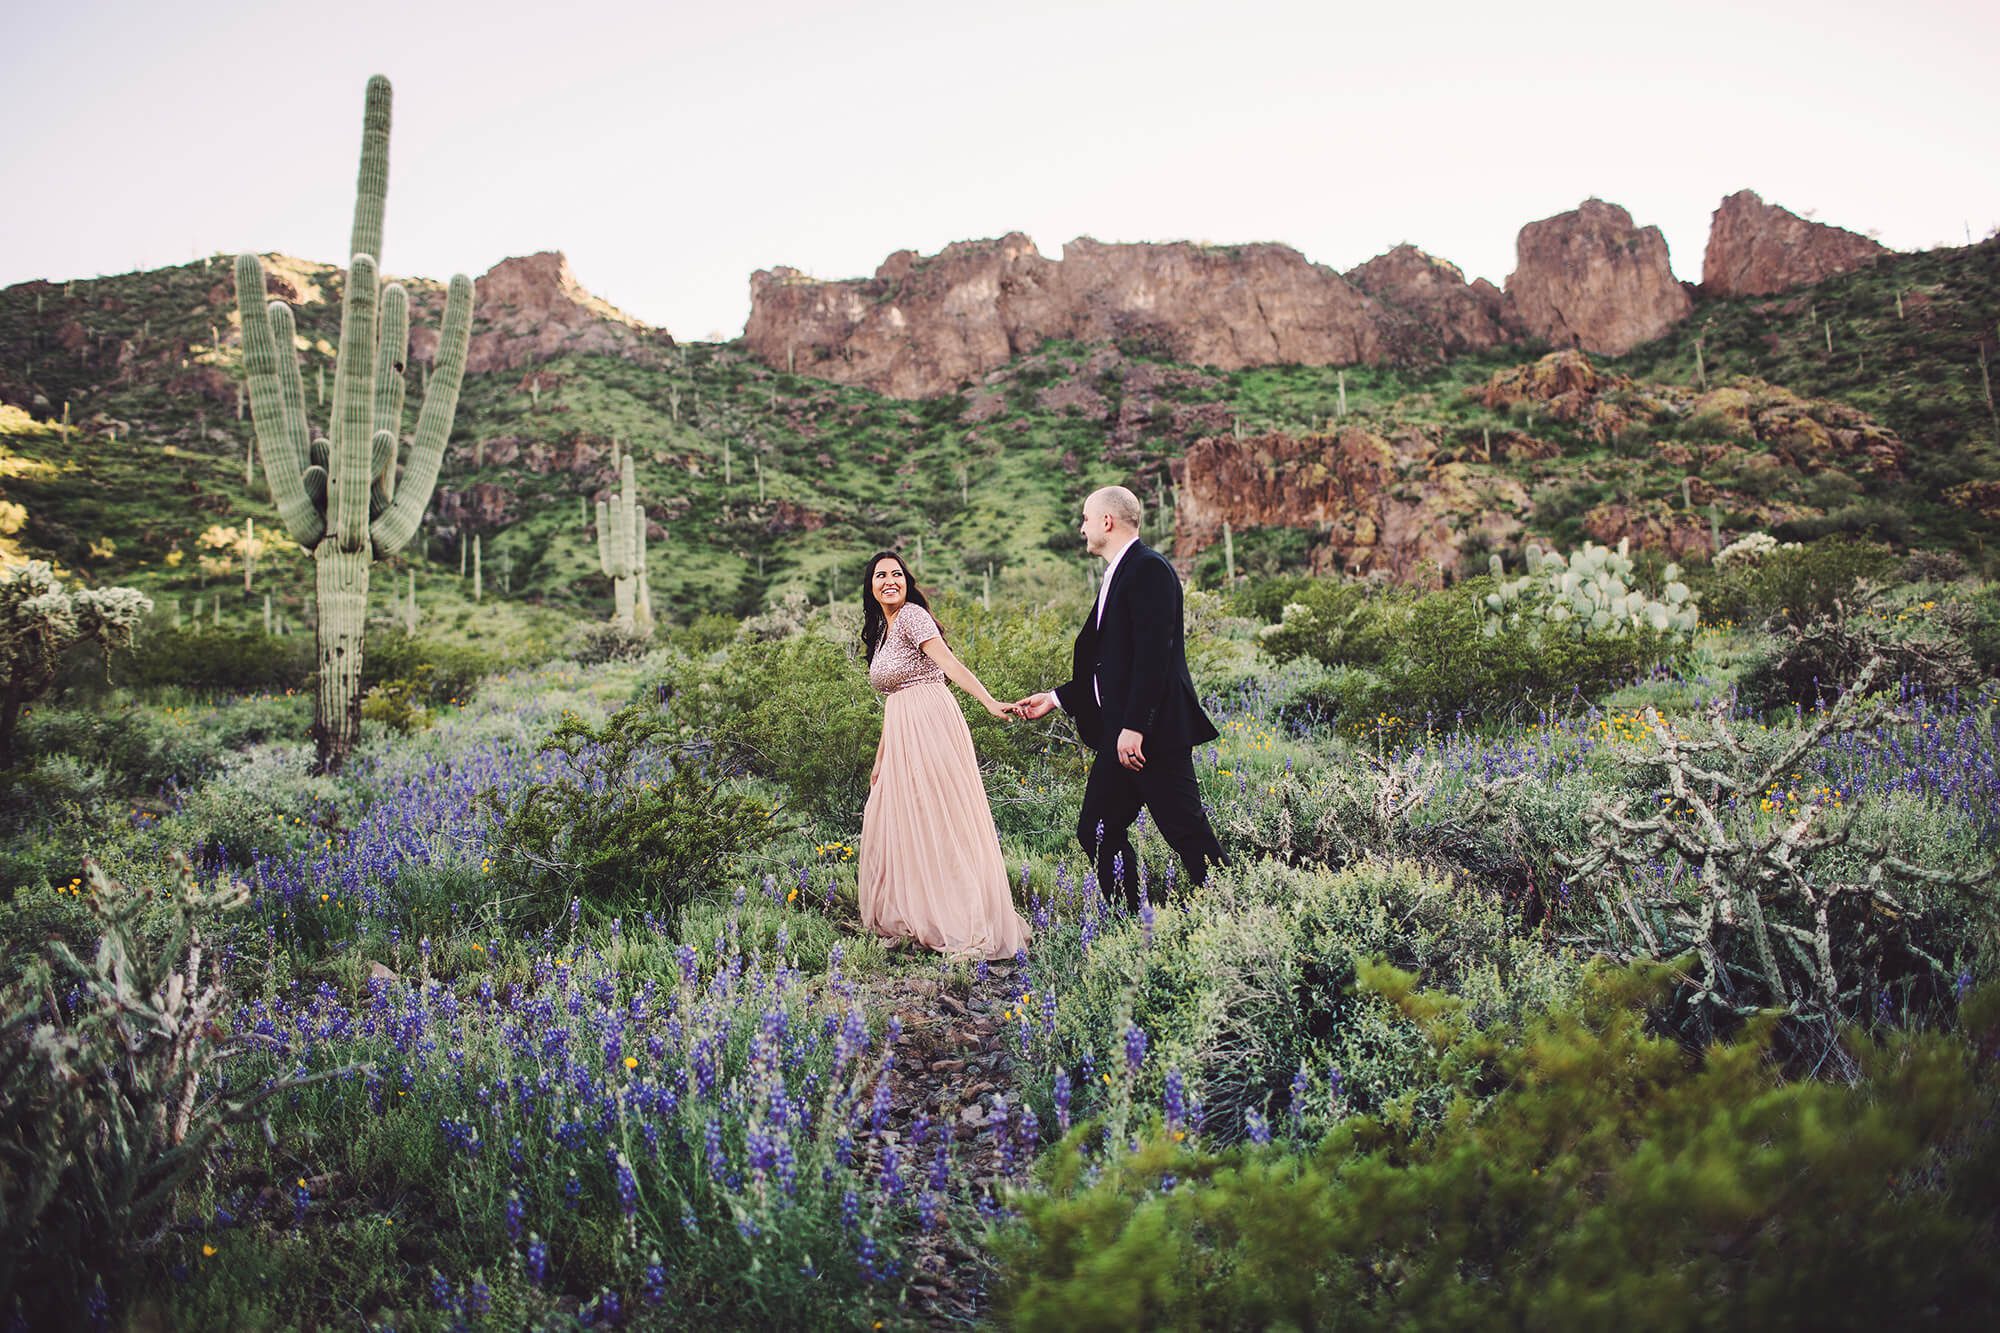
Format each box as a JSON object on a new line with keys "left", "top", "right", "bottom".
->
{"left": 3, "top": 238, "right": 1996, "bottom": 659}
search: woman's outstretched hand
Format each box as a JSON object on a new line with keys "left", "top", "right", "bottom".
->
{"left": 984, "top": 698, "right": 1018, "bottom": 720}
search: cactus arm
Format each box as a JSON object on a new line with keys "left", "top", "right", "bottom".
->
{"left": 235, "top": 256, "right": 325, "bottom": 548}
{"left": 373, "top": 283, "right": 409, "bottom": 503}
{"left": 372, "top": 273, "right": 472, "bottom": 555}
{"left": 331, "top": 253, "right": 379, "bottom": 551}
{"left": 350, "top": 75, "right": 391, "bottom": 274}
{"left": 368, "top": 431, "right": 396, "bottom": 518}
{"left": 596, "top": 500, "right": 616, "bottom": 575}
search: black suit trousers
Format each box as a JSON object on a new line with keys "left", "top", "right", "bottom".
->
{"left": 1077, "top": 743, "right": 1226, "bottom": 909}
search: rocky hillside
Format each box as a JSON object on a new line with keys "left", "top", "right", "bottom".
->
{"left": 0, "top": 214, "right": 1994, "bottom": 642}
{"left": 743, "top": 191, "right": 1901, "bottom": 397}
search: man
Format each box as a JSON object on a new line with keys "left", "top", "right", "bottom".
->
{"left": 1015, "top": 485, "right": 1226, "bottom": 907}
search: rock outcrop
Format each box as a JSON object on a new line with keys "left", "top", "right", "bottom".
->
{"left": 745, "top": 235, "right": 1385, "bottom": 399}
{"left": 1344, "top": 244, "right": 1524, "bottom": 358}
{"left": 1172, "top": 428, "right": 1529, "bottom": 587}
{"left": 1506, "top": 199, "right": 1692, "bottom": 355}
{"left": 1701, "top": 190, "right": 1888, "bottom": 298}
{"left": 450, "top": 252, "right": 671, "bottom": 375}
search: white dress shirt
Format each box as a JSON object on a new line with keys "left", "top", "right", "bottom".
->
{"left": 1091, "top": 536, "right": 1138, "bottom": 704}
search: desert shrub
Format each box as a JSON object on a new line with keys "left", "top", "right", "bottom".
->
{"left": 1227, "top": 573, "right": 1312, "bottom": 625}
{"left": 998, "top": 962, "right": 2000, "bottom": 1332}
{"left": 359, "top": 677, "right": 434, "bottom": 734}
{"left": 1902, "top": 548, "right": 1968, "bottom": 583}
{"left": 1255, "top": 578, "right": 1395, "bottom": 670}
{"left": 170, "top": 745, "right": 349, "bottom": 867}
{"left": 482, "top": 703, "right": 773, "bottom": 927}
{"left": 0, "top": 855, "right": 349, "bottom": 1328}
{"left": 1270, "top": 664, "right": 1389, "bottom": 732}
{"left": 1, "top": 562, "right": 151, "bottom": 767}
{"left": 1023, "top": 857, "right": 1581, "bottom": 1146}
{"left": 1190, "top": 526, "right": 1311, "bottom": 587}
{"left": 114, "top": 626, "right": 313, "bottom": 695}
{"left": 572, "top": 620, "right": 657, "bottom": 664}
{"left": 663, "top": 629, "right": 880, "bottom": 824}
{"left": 1738, "top": 601, "right": 1983, "bottom": 709}
{"left": 360, "top": 630, "right": 487, "bottom": 705}
{"left": 1697, "top": 535, "right": 1898, "bottom": 627}
{"left": 1387, "top": 578, "right": 1687, "bottom": 723}
{"left": 667, "top": 611, "right": 739, "bottom": 656}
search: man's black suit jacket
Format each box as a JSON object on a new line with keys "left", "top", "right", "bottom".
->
{"left": 1053, "top": 541, "right": 1220, "bottom": 756}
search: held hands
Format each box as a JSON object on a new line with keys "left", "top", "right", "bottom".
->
{"left": 983, "top": 697, "right": 1018, "bottom": 721}
{"left": 1011, "top": 693, "right": 1058, "bottom": 720}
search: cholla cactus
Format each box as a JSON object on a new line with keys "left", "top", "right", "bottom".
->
{"left": 235, "top": 75, "right": 473, "bottom": 772}
{"left": 0, "top": 560, "right": 151, "bottom": 766}
{"left": 1713, "top": 531, "right": 1800, "bottom": 570}
{"left": 595, "top": 452, "right": 653, "bottom": 635}
{"left": 0, "top": 855, "right": 357, "bottom": 1322}
{"left": 1481, "top": 539, "right": 1697, "bottom": 640}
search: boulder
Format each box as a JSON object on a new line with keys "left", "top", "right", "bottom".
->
{"left": 1345, "top": 244, "right": 1525, "bottom": 357}
{"left": 1701, "top": 190, "right": 1888, "bottom": 297}
{"left": 462, "top": 252, "right": 671, "bottom": 375}
{"left": 1506, "top": 199, "right": 1692, "bottom": 355}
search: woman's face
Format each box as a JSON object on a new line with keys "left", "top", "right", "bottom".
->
{"left": 871, "top": 559, "right": 908, "bottom": 612}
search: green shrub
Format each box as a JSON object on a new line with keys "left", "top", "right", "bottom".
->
{"left": 482, "top": 703, "right": 774, "bottom": 927}
{"left": 1738, "top": 602, "right": 1983, "bottom": 709}
{"left": 998, "top": 962, "right": 2000, "bottom": 1331}
{"left": 1696, "top": 535, "right": 1899, "bottom": 628}
{"left": 114, "top": 626, "right": 313, "bottom": 695}
{"left": 0, "top": 855, "right": 350, "bottom": 1327}
{"left": 1025, "top": 858, "right": 1580, "bottom": 1146}
{"left": 1255, "top": 577, "right": 1395, "bottom": 670}
{"left": 359, "top": 678, "right": 434, "bottom": 734}
{"left": 360, "top": 630, "right": 487, "bottom": 706}
{"left": 663, "top": 630, "right": 877, "bottom": 824}
{"left": 1387, "top": 577, "right": 1687, "bottom": 723}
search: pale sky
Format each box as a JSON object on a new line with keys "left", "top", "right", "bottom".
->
{"left": 4, "top": 0, "right": 1996, "bottom": 341}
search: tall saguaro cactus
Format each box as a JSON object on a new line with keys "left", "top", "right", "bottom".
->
{"left": 595, "top": 453, "right": 653, "bottom": 635}
{"left": 235, "top": 75, "right": 473, "bottom": 772}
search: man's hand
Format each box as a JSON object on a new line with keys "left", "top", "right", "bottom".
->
{"left": 1013, "top": 693, "right": 1058, "bottom": 720}
{"left": 1117, "top": 728, "right": 1146, "bottom": 771}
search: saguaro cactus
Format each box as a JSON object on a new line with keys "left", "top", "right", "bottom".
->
{"left": 595, "top": 453, "right": 652, "bottom": 634}
{"left": 235, "top": 75, "right": 473, "bottom": 772}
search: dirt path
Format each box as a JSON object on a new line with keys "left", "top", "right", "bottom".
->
{"left": 857, "top": 957, "right": 1027, "bottom": 1329}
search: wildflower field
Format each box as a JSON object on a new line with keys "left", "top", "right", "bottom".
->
{"left": 3, "top": 536, "right": 2000, "bottom": 1331}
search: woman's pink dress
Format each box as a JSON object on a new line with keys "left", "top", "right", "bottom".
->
{"left": 858, "top": 605, "right": 1030, "bottom": 961}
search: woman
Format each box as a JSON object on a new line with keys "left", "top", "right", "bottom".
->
{"left": 857, "top": 551, "right": 1030, "bottom": 960}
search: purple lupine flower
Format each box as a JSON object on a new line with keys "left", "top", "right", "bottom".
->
{"left": 1290, "top": 1063, "right": 1310, "bottom": 1125}
{"left": 613, "top": 1151, "right": 639, "bottom": 1217}
{"left": 526, "top": 1235, "right": 548, "bottom": 1287}
{"left": 880, "top": 1143, "right": 906, "bottom": 1200}
{"left": 1140, "top": 903, "right": 1156, "bottom": 947}
{"left": 644, "top": 1255, "right": 667, "bottom": 1306}
{"left": 1162, "top": 1068, "right": 1185, "bottom": 1131}
{"left": 505, "top": 1190, "right": 524, "bottom": 1241}
{"left": 292, "top": 1179, "right": 310, "bottom": 1227}
{"left": 1124, "top": 1024, "right": 1148, "bottom": 1074}
{"left": 1244, "top": 1109, "right": 1271, "bottom": 1145}
{"left": 1328, "top": 1064, "right": 1344, "bottom": 1113}
{"left": 840, "top": 1189, "right": 860, "bottom": 1231}
{"left": 1052, "top": 1069, "right": 1073, "bottom": 1132}
{"left": 467, "top": 1277, "right": 491, "bottom": 1317}
{"left": 677, "top": 943, "right": 698, "bottom": 986}
{"left": 430, "top": 1271, "right": 455, "bottom": 1312}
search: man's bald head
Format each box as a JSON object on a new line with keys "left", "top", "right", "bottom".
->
{"left": 1081, "top": 485, "right": 1142, "bottom": 558}
{"left": 1085, "top": 485, "right": 1142, "bottom": 531}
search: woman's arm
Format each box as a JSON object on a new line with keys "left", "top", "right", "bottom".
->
{"left": 920, "top": 635, "right": 1013, "bottom": 718}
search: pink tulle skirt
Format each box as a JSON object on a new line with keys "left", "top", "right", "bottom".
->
{"left": 859, "top": 682, "right": 1030, "bottom": 961}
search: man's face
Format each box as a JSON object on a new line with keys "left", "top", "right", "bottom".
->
{"left": 1079, "top": 500, "right": 1112, "bottom": 557}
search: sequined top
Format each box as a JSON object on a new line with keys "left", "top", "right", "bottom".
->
{"left": 868, "top": 605, "right": 946, "bottom": 695}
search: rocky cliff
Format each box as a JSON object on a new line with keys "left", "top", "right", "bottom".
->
{"left": 1700, "top": 189, "right": 1889, "bottom": 297}
{"left": 745, "top": 197, "right": 1731, "bottom": 395}
{"left": 456, "top": 251, "right": 672, "bottom": 374}
{"left": 744, "top": 234, "right": 1387, "bottom": 400}
{"left": 1505, "top": 199, "right": 1693, "bottom": 357}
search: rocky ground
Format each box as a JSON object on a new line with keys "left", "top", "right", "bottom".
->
{"left": 858, "top": 957, "right": 1029, "bottom": 1328}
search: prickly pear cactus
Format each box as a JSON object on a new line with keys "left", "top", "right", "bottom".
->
{"left": 235, "top": 75, "right": 473, "bottom": 772}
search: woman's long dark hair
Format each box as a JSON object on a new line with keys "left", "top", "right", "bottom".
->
{"left": 860, "top": 550, "right": 938, "bottom": 664}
